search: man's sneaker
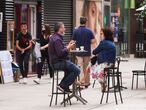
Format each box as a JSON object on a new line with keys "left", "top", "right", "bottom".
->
{"left": 57, "top": 85, "right": 72, "bottom": 94}
{"left": 64, "top": 88, "right": 72, "bottom": 94}
{"left": 19, "top": 78, "right": 24, "bottom": 84}
{"left": 23, "top": 78, "right": 27, "bottom": 84}
{"left": 33, "top": 78, "right": 40, "bottom": 84}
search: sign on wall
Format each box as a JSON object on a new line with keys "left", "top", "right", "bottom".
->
{"left": 0, "top": 12, "right": 3, "bottom": 32}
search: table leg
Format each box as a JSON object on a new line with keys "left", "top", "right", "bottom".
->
{"left": 60, "top": 93, "right": 87, "bottom": 105}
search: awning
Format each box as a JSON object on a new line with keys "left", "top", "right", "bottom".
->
{"left": 136, "top": 5, "right": 146, "bottom": 11}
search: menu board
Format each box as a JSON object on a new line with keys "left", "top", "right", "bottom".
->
{"left": 0, "top": 51, "right": 13, "bottom": 83}
{"left": 0, "top": 61, "right": 13, "bottom": 83}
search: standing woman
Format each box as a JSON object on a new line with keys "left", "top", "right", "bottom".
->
{"left": 33, "top": 24, "right": 53, "bottom": 84}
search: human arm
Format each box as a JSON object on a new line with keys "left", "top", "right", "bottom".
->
{"left": 92, "top": 41, "right": 104, "bottom": 55}
{"left": 16, "top": 34, "right": 23, "bottom": 52}
{"left": 24, "top": 34, "right": 32, "bottom": 51}
{"left": 91, "top": 38, "right": 97, "bottom": 49}
{"left": 24, "top": 40, "right": 32, "bottom": 51}
{"left": 89, "top": 30, "right": 97, "bottom": 49}
{"left": 54, "top": 40, "right": 68, "bottom": 57}
{"left": 40, "top": 44, "right": 49, "bottom": 50}
{"left": 54, "top": 40, "right": 75, "bottom": 57}
{"left": 16, "top": 40, "right": 23, "bottom": 52}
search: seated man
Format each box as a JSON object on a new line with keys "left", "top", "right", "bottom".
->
{"left": 48, "top": 22, "right": 80, "bottom": 93}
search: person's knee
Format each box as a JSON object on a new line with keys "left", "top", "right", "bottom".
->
{"left": 74, "top": 66, "right": 80, "bottom": 76}
{"left": 66, "top": 61, "right": 80, "bottom": 75}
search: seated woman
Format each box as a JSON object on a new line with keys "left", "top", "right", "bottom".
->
{"left": 88, "top": 28, "right": 116, "bottom": 91}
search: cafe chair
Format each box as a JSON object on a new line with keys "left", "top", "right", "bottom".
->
{"left": 100, "top": 58, "right": 123, "bottom": 105}
{"left": 131, "top": 61, "right": 146, "bottom": 90}
{"left": 93, "top": 57, "right": 126, "bottom": 90}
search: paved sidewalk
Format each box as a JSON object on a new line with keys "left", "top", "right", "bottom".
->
{"left": 0, "top": 58, "right": 146, "bottom": 110}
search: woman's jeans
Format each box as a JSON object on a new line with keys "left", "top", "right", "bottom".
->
{"left": 53, "top": 60, "right": 80, "bottom": 89}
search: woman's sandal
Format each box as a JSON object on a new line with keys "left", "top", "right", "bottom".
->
{"left": 100, "top": 82, "right": 107, "bottom": 92}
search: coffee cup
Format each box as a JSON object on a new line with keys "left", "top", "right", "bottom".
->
{"left": 76, "top": 48, "right": 79, "bottom": 51}
{"left": 80, "top": 46, "right": 84, "bottom": 51}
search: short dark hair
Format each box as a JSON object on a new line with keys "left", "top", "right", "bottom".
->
{"left": 80, "top": 17, "right": 87, "bottom": 25}
{"left": 101, "top": 28, "right": 114, "bottom": 42}
{"left": 54, "top": 22, "right": 64, "bottom": 33}
{"left": 21, "top": 22, "right": 27, "bottom": 26}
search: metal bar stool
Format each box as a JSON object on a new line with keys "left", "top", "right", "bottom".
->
{"left": 100, "top": 58, "right": 123, "bottom": 105}
{"left": 92, "top": 57, "right": 126, "bottom": 89}
{"left": 100, "top": 67, "right": 123, "bottom": 104}
{"left": 49, "top": 63, "right": 71, "bottom": 107}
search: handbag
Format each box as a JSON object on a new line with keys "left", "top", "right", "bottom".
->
{"left": 91, "top": 56, "right": 97, "bottom": 65}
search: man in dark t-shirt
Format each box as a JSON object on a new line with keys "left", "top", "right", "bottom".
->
{"left": 16, "top": 23, "right": 32, "bottom": 84}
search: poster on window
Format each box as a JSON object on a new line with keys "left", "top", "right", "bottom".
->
{"left": 0, "top": 12, "right": 3, "bottom": 32}
{"left": 75, "top": 1, "right": 103, "bottom": 45}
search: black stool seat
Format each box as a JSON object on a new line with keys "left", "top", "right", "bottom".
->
{"left": 132, "top": 70, "right": 146, "bottom": 73}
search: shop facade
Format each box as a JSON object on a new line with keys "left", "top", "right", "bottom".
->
{"left": 42, "top": 0, "right": 73, "bottom": 43}
{"left": 14, "top": 0, "right": 42, "bottom": 40}
{"left": 0, "top": 0, "right": 112, "bottom": 51}
{"left": 0, "top": 0, "right": 42, "bottom": 74}
{"left": 0, "top": 0, "right": 110, "bottom": 73}
{"left": 0, "top": 0, "right": 42, "bottom": 51}
{"left": 0, "top": 0, "right": 14, "bottom": 50}
{"left": 43, "top": 0, "right": 111, "bottom": 45}
{"left": 74, "top": 0, "right": 111, "bottom": 44}
{"left": 111, "top": 0, "right": 146, "bottom": 57}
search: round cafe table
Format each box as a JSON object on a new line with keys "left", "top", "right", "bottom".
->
{"left": 61, "top": 50, "right": 88, "bottom": 105}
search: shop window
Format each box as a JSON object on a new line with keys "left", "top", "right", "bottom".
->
{"left": 104, "top": 5, "right": 110, "bottom": 27}
{"left": 21, "top": 4, "right": 28, "bottom": 23}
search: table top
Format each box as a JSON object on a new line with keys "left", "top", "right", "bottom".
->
{"left": 70, "top": 50, "right": 88, "bottom": 53}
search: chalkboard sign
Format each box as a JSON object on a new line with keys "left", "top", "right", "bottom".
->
{"left": 0, "top": 51, "right": 13, "bottom": 83}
